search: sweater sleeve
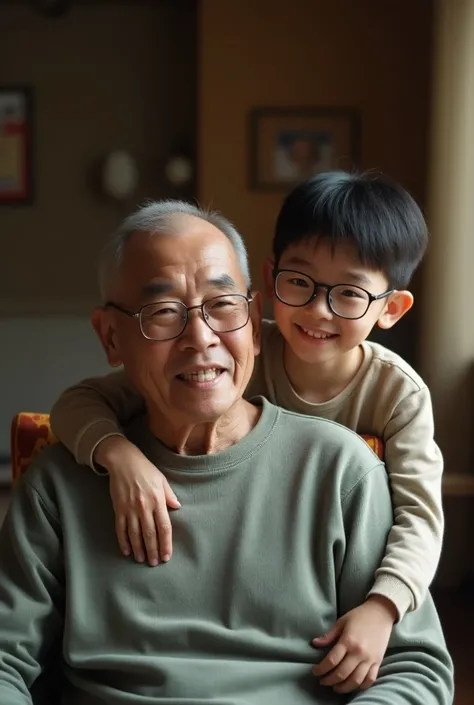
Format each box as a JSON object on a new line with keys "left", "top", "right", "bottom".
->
{"left": 0, "top": 475, "right": 65, "bottom": 704}
{"left": 369, "top": 387, "right": 444, "bottom": 619}
{"left": 339, "top": 465, "right": 453, "bottom": 705}
{"left": 49, "top": 370, "right": 145, "bottom": 468}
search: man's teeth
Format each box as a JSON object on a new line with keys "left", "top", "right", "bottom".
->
{"left": 301, "top": 327, "right": 332, "bottom": 339}
{"left": 180, "top": 368, "right": 222, "bottom": 382}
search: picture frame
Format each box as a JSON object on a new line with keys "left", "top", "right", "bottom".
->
{"left": 0, "top": 86, "right": 34, "bottom": 205}
{"left": 249, "top": 107, "right": 361, "bottom": 191}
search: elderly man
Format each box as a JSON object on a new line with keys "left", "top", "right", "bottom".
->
{"left": 0, "top": 201, "right": 452, "bottom": 704}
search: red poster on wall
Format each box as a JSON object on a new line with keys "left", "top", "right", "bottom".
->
{"left": 0, "top": 88, "right": 33, "bottom": 205}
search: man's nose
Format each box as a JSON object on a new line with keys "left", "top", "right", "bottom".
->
{"left": 178, "top": 309, "right": 220, "bottom": 350}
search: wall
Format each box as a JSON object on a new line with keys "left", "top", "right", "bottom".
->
{"left": 0, "top": 316, "right": 110, "bottom": 461}
{"left": 0, "top": 1, "right": 196, "bottom": 313}
{"left": 0, "top": 0, "right": 196, "bottom": 473}
{"left": 198, "top": 0, "right": 434, "bottom": 365}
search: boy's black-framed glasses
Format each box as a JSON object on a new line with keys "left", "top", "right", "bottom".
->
{"left": 273, "top": 269, "right": 394, "bottom": 320}
{"left": 105, "top": 293, "right": 253, "bottom": 341}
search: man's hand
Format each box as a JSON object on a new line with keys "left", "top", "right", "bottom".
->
{"left": 95, "top": 436, "right": 181, "bottom": 566}
{"left": 311, "top": 595, "right": 397, "bottom": 694}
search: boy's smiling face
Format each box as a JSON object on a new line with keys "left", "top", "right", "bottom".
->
{"left": 266, "top": 238, "right": 411, "bottom": 366}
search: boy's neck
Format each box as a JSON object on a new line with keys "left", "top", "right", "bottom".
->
{"left": 283, "top": 343, "right": 364, "bottom": 404}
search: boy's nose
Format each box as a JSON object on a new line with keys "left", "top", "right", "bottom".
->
{"left": 307, "top": 288, "right": 333, "bottom": 318}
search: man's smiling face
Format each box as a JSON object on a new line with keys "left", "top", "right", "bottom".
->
{"left": 96, "top": 214, "right": 260, "bottom": 427}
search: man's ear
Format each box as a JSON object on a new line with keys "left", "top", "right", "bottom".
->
{"left": 376, "top": 290, "right": 414, "bottom": 330}
{"left": 250, "top": 290, "right": 262, "bottom": 356}
{"left": 262, "top": 258, "right": 275, "bottom": 301}
{"left": 91, "top": 307, "right": 123, "bottom": 367}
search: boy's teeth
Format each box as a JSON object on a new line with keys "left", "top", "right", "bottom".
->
{"left": 181, "top": 368, "right": 221, "bottom": 382}
{"left": 301, "top": 327, "right": 331, "bottom": 339}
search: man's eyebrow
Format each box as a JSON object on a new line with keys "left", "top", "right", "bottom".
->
{"left": 206, "top": 274, "right": 239, "bottom": 290}
{"left": 141, "top": 281, "right": 174, "bottom": 297}
{"left": 141, "top": 274, "right": 239, "bottom": 299}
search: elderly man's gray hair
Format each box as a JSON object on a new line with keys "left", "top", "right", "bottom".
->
{"left": 98, "top": 200, "right": 251, "bottom": 301}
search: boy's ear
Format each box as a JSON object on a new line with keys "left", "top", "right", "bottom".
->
{"left": 91, "top": 307, "right": 123, "bottom": 367}
{"left": 376, "top": 290, "right": 414, "bottom": 330}
{"left": 250, "top": 290, "right": 262, "bottom": 356}
{"left": 262, "top": 258, "right": 275, "bottom": 300}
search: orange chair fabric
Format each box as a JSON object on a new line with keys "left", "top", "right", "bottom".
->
{"left": 11, "top": 412, "right": 58, "bottom": 482}
{"left": 10, "top": 413, "right": 385, "bottom": 483}
{"left": 361, "top": 434, "right": 384, "bottom": 461}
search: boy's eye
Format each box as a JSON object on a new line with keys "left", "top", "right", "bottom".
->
{"left": 288, "top": 277, "right": 310, "bottom": 288}
{"left": 339, "top": 287, "right": 364, "bottom": 299}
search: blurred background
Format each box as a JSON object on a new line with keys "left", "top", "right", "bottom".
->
{"left": 0, "top": 0, "right": 472, "bottom": 698}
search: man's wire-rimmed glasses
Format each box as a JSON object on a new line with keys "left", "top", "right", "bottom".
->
{"left": 105, "top": 293, "right": 253, "bottom": 341}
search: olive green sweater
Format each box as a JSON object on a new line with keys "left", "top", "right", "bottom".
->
{"left": 0, "top": 400, "right": 453, "bottom": 704}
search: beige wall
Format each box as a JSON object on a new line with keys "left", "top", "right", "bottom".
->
{"left": 0, "top": 2, "right": 196, "bottom": 313}
{"left": 198, "top": 0, "right": 434, "bottom": 363}
{"left": 421, "top": 0, "right": 474, "bottom": 587}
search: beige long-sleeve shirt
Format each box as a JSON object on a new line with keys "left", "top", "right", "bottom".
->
{"left": 50, "top": 320, "right": 444, "bottom": 621}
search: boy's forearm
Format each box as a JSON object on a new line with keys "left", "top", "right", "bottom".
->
{"left": 381, "top": 389, "right": 444, "bottom": 616}
{"left": 339, "top": 465, "right": 452, "bottom": 703}
{"left": 50, "top": 370, "right": 143, "bottom": 467}
{"left": 368, "top": 575, "right": 413, "bottom": 622}
{"left": 79, "top": 423, "right": 126, "bottom": 470}
{"left": 379, "top": 454, "right": 444, "bottom": 615}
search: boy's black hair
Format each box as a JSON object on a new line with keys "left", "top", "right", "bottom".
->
{"left": 273, "top": 170, "right": 428, "bottom": 289}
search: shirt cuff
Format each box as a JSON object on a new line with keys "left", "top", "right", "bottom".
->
{"left": 368, "top": 575, "right": 415, "bottom": 622}
{"left": 75, "top": 420, "right": 126, "bottom": 473}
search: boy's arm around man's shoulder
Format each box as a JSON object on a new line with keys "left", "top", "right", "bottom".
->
{"left": 371, "top": 384, "right": 444, "bottom": 617}
{"left": 336, "top": 442, "right": 453, "bottom": 704}
{"left": 0, "top": 459, "right": 65, "bottom": 704}
{"left": 50, "top": 369, "right": 144, "bottom": 467}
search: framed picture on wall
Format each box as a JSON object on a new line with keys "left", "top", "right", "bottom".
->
{"left": 249, "top": 107, "right": 361, "bottom": 191}
{"left": 0, "top": 86, "right": 34, "bottom": 205}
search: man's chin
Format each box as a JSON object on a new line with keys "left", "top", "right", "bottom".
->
{"left": 174, "top": 397, "right": 235, "bottom": 422}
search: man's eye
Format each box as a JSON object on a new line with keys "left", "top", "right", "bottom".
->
{"left": 210, "top": 300, "right": 234, "bottom": 309}
{"left": 150, "top": 307, "right": 179, "bottom": 317}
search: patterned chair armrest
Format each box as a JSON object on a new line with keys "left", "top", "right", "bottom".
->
{"left": 361, "top": 434, "right": 384, "bottom": 460}
{"left": 10, "top": 412, "right": 58, "bottom": 483}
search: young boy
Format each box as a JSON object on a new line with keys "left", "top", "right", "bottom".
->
{"left": 50, "top": 171, "right": 443, "bottom": 694}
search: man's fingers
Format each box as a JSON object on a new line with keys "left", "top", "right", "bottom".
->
{"left": 127, "top": 514, "right": 145, "bottom": 563}
{"left": 318, "top": 654, "right": 360, "bottom": 686}
{"left": 154, "top": 506, "right": 173, "bottom": 563}
{"left": 115, "top": 513, "right": 131, "bottom": 556}
{"left": 139, "top": 511, "right": 160, "bottom": 567}
{"left": 312, "top": 642, "right": 347, "bottom": 676}
{"left": 333, "top": 663, "right": 371, "bottom": 694}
